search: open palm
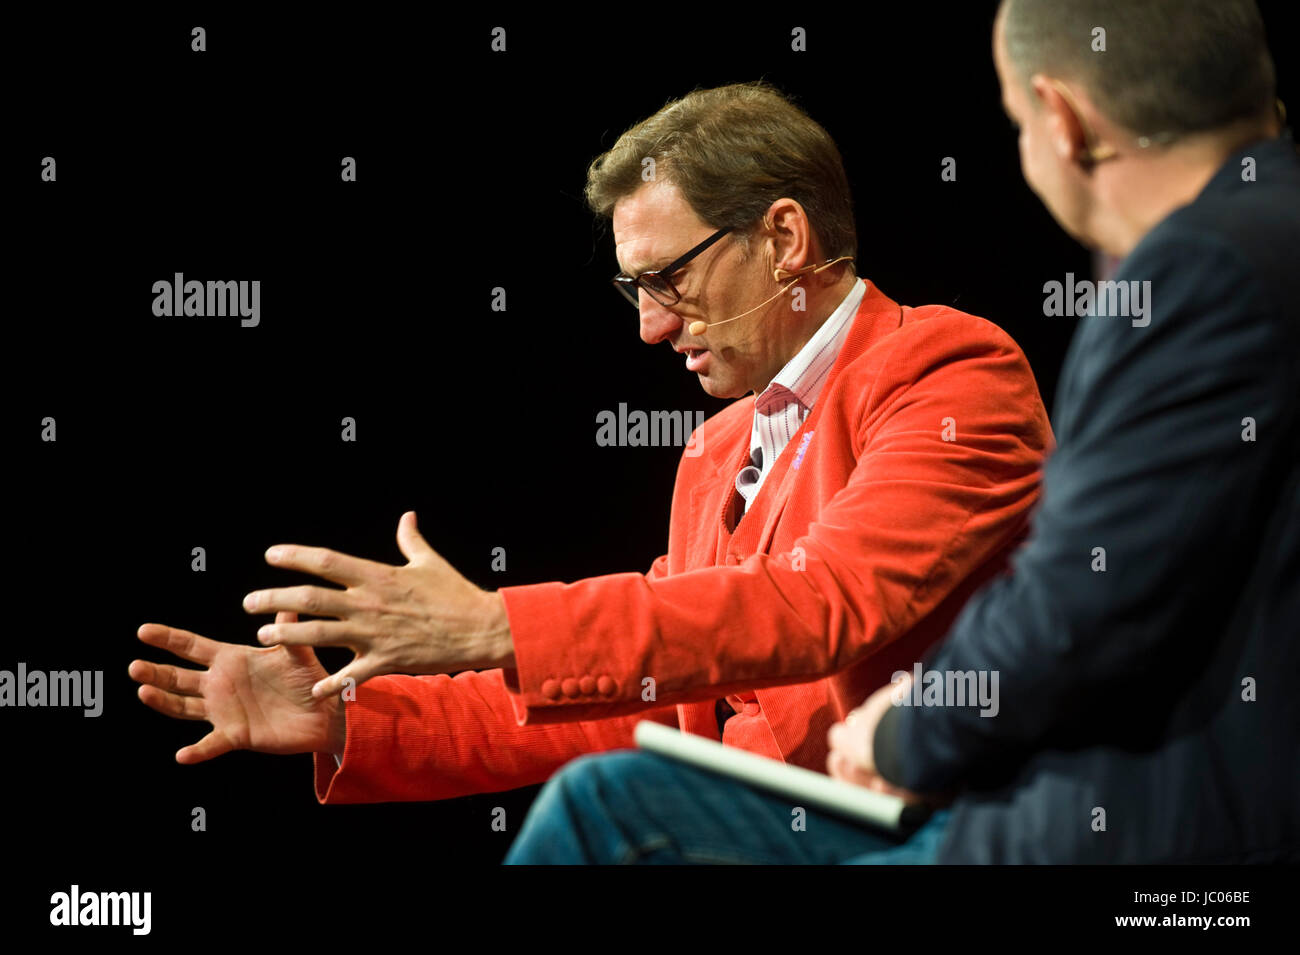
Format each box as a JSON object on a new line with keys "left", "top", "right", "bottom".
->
{"left": 131, "top": 612, "right": 342, "bottom": 763}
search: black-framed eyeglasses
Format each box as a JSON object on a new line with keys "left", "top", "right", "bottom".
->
{"left": 612, "top": 227, "right": 733, "bottom": 308}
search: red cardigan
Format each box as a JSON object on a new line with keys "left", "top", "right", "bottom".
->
{"left": 313, "top": 280, "right": 1053, "bottom": 803}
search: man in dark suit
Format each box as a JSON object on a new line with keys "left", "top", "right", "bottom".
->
{"left": 503, "top": 0, "right": 1299, "bottom": 863}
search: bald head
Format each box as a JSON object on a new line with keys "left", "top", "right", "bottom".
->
{"left": 997, "top": 0, "right": 1277, "bottom": 141}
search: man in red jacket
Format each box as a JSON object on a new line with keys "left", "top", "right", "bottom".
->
{"left": 131, "top": 81, "right": 1052, "bottom": 807}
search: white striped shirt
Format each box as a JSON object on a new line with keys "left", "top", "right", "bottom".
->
{"left": 735, "top": 278, "right": 865, "bottom": 512}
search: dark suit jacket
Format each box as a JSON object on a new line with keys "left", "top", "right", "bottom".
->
{"left": 875, "top": 132, "right": 1300, "bottom": 863}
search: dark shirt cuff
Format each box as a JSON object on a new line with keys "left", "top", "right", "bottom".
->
{"left": 873, "top": 703, "right": 907, "bottom": 785}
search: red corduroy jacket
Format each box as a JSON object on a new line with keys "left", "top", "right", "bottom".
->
{"left": 313, "top": 279, "right": 1053, "bottom": 803}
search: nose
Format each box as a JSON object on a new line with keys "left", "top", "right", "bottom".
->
{"left": 638, "top": 295, "right": 684, "bottom": 346}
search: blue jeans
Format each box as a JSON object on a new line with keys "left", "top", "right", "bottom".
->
{"left": 504, "top": 750, "right": 951, "bottom": 864}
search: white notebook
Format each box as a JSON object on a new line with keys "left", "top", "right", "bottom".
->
{"left": 634, "top": 720, "right": 927, "bottom": 833}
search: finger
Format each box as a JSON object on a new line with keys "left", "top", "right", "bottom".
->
{"left": 848, "top": 699, "right": 875, "bottom": 722}
{"left": 866, "top": 774, "right": 923, "bottom": 804}
{"left": 262, "top": 543, "right": 391, "bottom": 587}
{"left": 136, "top": 623, "right": 221, "bottom": 666}
{"left": 274, "top": 610, "right": 318, "bottom": 664}
{"left": 257, "top": 617, "right": 370, "bottom": 650}
{"left": 311, "top": 658, "right": 380, "bottom": 700}
{"left": 828, "top": 750, "right": 879, "bottom": 789}
{"left": 177, "top": 729, "right": 234, "bottom": 765}
{"left": 867, "top": 775, "right": 907, "bottom": 798}
{"left": 396, "top": 510, "right": 438, "bottom": 564}
{"left": 828, "top": 723, "right": 875, "bottom": 778}
{"left": 829, "top": 721, "right": 872, "bottom": 767}
{"left": 827, "top": 748, "right": 854, "bottom": 782}
{"left": 136, "top": 683, "right": 208, "bottom": 721}
{"left": 127, "top": 659, "right": 203, "bottom": 697}
{"left": 243, "top": 584, "right": 353, "bottom": 617}
{"left": 832, "top": 722, "right": 863, "bottom": 764}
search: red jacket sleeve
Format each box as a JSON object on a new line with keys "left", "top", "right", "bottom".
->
{"left": 312, "top": 668, "right": 678, "bottom": 803}
{"left": 498, "top": 314, "right": 1050, "bottom": 722}
{"left": 313, "top": 553, "right": 679, "bottom": 804}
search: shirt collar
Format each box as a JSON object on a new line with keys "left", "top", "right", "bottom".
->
{"left": 754, "top": 278, "right": 866, "bottom": 415}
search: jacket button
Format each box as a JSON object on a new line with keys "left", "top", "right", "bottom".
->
{"left": 579, "top": 676, "right": 597, "bottom": 695}
{"left": 561, "top": 678, "right": 581, "bottom": 698}
{"left": 597, "top": 675, "right": 616, "bottom": 696}
{"left": 541, "top": 679, "right": 561, "bottom": 700}
{"left": 726, "top": 553, "right": 740, "bottom": 565}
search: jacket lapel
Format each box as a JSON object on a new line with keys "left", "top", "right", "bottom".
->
{"left": 729, "top": 280, "right": 903, "bottom": 557}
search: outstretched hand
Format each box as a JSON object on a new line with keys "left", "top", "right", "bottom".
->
{"left": 130, "top": 611, "right": 345, "bottom": 763}
{"left": 241, "top": 511, "right": 514, "bottom": 699}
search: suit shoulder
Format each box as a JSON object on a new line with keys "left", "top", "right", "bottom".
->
{"left": 1159, "top": 160, "right": 1300, "bottom": 256}
{"left": 1131, "top": 160, "right": 1300, "bottom": 313}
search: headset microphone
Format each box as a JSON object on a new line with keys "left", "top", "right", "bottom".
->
{"left": 686, "top": 256, "right": 854, "bottom": 337}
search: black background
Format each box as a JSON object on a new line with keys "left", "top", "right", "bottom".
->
{"left": 7, "top": 3, "right": 1296, "bottom": 938}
